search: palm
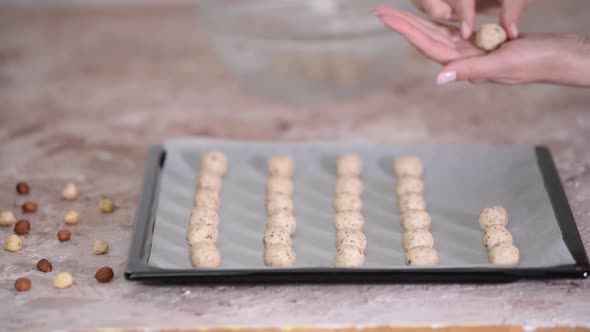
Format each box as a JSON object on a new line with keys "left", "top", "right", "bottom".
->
{"left": 378, "top": 8, "right": 485, "bottom": 64}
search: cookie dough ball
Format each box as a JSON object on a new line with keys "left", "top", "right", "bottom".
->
{"left": 337, "top": 154, "right": 362, "bottom": 177}
{"left": 336, "top": 228, "right": 367, "bottom": 251}
{"left": 194, "top": 190, "right": 220, "bottom": 210}
{"left": 398, "top": 193, "right": 426, "bottom": 213}
{"left": 482, "top": 225, "right": 513, "bottom": 249}
{"left": 396, "top": 176, "right": 424, "bottom": 196}
{"left": 190, "top": 242, "right": 221, "bottom": 268}
{"left": 333, "top": 193, "right": 362, "bottom": 213}
{"left": 475, "top": 23, "right": 507, "bottom": 52}
{"left": 393, "top": 156, "right": 423, "bottom": 177}
{"left": 405, "top": 246, "right": 439, "bottom": 266}
{"left": 195, "top": 172, "right": 222, "bottom": 192}
{"left": 402, "top": 228, "right": 434, "bottom": 251}
{"left": 0, "top": 211, "right": 17, "bottom": 227}
{"left": 201, "top": 151, "right": 228, "bottom": 176}
{"left": 264, "top": 244, "right": 296, "bottom": 267}
{"left": 266, "top": 177, "right": 294, "bottom": 196}
{"left": 186, "top": 224, "right": 219, "bottom": 245}
{"left": 334, "top": 245, "right": 365, "bottom": 268}
{"left": 268, "top": 155, "right": 294, "bottom": 177}
{"left": 478, "top": 205, "right": 508, "bottom": 229}
{"left": 5, "top": 234, "right": 22, "bottom": 252}
{"left": 334, "top": 177, "right": 364, "bottom": 195}
{"left": 263, "top": 227, "right": 292, "bottom": 247}
{"left": 334, "top": 211, "right": 364, "bottom": 231}
{"left": 266, "top": 194, "right": 294, "bottom": 215}
{"left": 488, "top": 242, "right": 519, "bottom": 265}
{"left": 400, "top": 209, "right": 431, "bottom": 231}
{"left": 266, "top": 210, "right": 297, "bottom": 234}
{"left": 189, "top": 207, "right": 219, "bottom": 227}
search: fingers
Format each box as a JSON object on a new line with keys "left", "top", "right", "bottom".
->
{"left": 446, "top": 0, "right": 476, "bottom": 39}
{"left": 412, "top": 0, "right": 453, "bottom": 20}
{"left": 436, "top": 53, "right": 514, "bottom": 84}
{"left": 501, "top": 0, "right": 530, "bottom": 39}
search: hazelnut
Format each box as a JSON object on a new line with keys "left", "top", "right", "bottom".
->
{"left": 53, "top": 272, "right": 74, "bottom": 289}
{"left": 63, "top": 211, "right": 79, "bottom": 225}
{"left": 36, "top": 258, "right": 53, "bottom": 272}
{"left": 15, "top": 278, "right": 31, "bottom": 292}
{"left": 5, "top": 234, "right": 22, "bottom": 252}
{"left": 0, "top": 211, "right": 17, "bottom": 227}
{"left": 92, "top": 240, "right": 109, "bottom": 255}
{"left": 22, "top": 201, "right": 38, "bottom": 213}
{"left": 14, "top": 219, "right": 31, "bottom": 235}
{"left": 95, "top": 266, "right": 114, "bottom": 283}
{"left": 62, "top": 183, "right": 79, "bottom": 200}
{"left": 57, "top": 229, "right": 71, "bottom": 242}
{"left": 16, "top": 182, "right": 30, "bottom": 195}
{"left": 98, "top": 199, "right": 116, "bottom": 213}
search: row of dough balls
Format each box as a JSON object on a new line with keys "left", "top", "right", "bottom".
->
{"left": 333, "top": 154, "right": 367, "bottom": 268}
{"left": 188, "top": 151, "right": 228, "bottom": 268}
{"left": 263, "top": 156, "right": 296, "bottom": 267}
{"left": 479, "top": 206, "right": 520, "bottom": 265}
{"left": 394, "top": 156, "right": 439, "bottom": 266}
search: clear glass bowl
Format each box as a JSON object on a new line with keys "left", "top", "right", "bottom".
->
{"left": 198, "top": 0, "right": 414, "bottom": 104}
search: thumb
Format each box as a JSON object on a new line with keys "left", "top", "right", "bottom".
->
{"left": 436, "top": 55, "right": 505, "bottom": 84}
{"left": 501, "top": 0, "right": 529, "bottom": 39}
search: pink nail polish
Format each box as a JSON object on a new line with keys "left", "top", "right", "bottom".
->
{"left": 510, "top": 24, "right": 519, "bottom": 38}
{"left": 437, "top": 71, "right": 457, "bottom": 85}
{"left": 461, "top": 21, "right": 470, "bottom": 39}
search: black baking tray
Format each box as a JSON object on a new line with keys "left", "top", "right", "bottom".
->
{"left": 125, "top": 145, "right": 589, "bottom": 283}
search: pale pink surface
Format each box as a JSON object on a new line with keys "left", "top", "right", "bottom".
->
{"left": 1, "top": 2, "right": 590, "bottom": 330}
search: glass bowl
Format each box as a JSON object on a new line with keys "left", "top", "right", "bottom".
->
{"left": 198, "top": 0, "right": 414, "bottom": 104}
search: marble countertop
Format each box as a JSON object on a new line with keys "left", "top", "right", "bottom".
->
{"left": 1, "top": 2, "right": 589, "bottom": 330}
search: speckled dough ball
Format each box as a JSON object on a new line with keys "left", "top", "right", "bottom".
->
{"left": 266, "top": 194, "right": 294, "bottom": 215}
{"left": 396, "top": 176, "right": 424, "bottom": 196}
{"left": 334, "top": 177, "right": 364, "bottom": 195}
{"left": 190, "top": 242, "right": 221, "bottom": 268}
{"left": 266, "top": 177, "right": 294, "bottom": 196}
{"left": 334, "top": 211, "right": 364, "bottom": 231}
{"left": 478, "top": 205, "right": 508, "bottom": 229}
{"left": 268, "top": 155, "right": 295, "bottom": 177}
{"left": 5, "top": 234, "right": 22, "bottom": 252}
{"left": 266, "top": 210, "right": 297, "bottom": 234}
{"left": 201, "top": 151, "right": 228, "bottom": 176}
{"left": 402, "top": 228, "right": 434, "bottom": 251}
{"left": 334, "top": 244, "right": 365, "bottom": 268}
{"left": 475, "top": 23, "right": 507, "bottom": 52}
{"left": 405, "top": 246, "right": 439, "bottom": 266}
{"left": 194, "top": 190, "right": 220, "bottom": 210}
{"left": 264, "top": 244, "right": 296, "bottom": 267}
{"left": 400, "top": 209, "right": 431, "bottom": 231}
{"left": 333, "top": 193, "right": 362, "bottom": 213}
{"left": 398, "top": 193, "right": 426, "bottom": 212}
{"left": 186, "top": 224, "right": 219, "bottom": 245}
{"left": 337, "top": 154, "right": 363, "bottom": 177}
{"left": 0, "top": 211, "right": 17, "bottom": 227}
{"left": 488, "top": 242, "right": 519, "bottom": 265}
{"left": 263, "top": 227, "right": 292, "bottom": 247}
{"left": 336, "top": 228, "right": 367, "bottom": 251}
{"left": 190, "top": 207, "right": 219, "bottom": 227}
{"left": 195, "top": 172, "right": 222, "bottom": 192}
{"left": 482, "top": 225, "right": 513, "bottom": 249}
{"left": 393, "top": 156, "right": 423, "bottom": 177}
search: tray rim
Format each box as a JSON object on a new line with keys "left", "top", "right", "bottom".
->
{"left": 125, "top": 143, "right": 590, "bottom": 283}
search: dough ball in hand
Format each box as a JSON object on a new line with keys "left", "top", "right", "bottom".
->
{"left": 264, "top": 244, "right": 296, "bottom": 267}
{"left": 190, "top": 242, "right": 220, "bottom": 268}
{"left": 482, "top": 225, "right": 513, "bottom": 249}
{"left": 334, "top": 244, "right": 365, "bottom": 268}
{"left": 475, "top": 23, "right": 507, "bottom": 52}
{"left": 405, "top": 246, "right": 439, "bottom": 266}
{"left": 488, "top": 242, "right": 519, "bottom": 265}
{"left": 478, "top": 205, "right": 508, "bottom": 229}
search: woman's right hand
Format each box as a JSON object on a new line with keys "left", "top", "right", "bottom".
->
{"left": 411, "top": 0, "right": 534, "bottom": 40}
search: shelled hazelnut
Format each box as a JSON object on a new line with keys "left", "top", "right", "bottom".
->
{"left": 0, "top": 211, "right": 17, "bottom": 226}
{"left": 63, "top": 211, "right": 79, "bottom": 225}
{"left": 62, "top": 183, "right": 79, "bottom": 200}
{"left": 92, "top": 240, "right": 109, "bottom": 255}
{"left": 53, "top": 272, "right": 74, "bottom": 289}
{"left": 98, "top": 199, "right": 116, "bottom": 213}
{"left": 5, "top": 234, "right": 22, "bottom": 252}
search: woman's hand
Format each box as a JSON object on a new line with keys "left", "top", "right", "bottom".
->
{"left": 411, "top": 0, "right": 533, "bottom": 39}
{"left": 375, "top": 7, "right": 590, "bottom": 87}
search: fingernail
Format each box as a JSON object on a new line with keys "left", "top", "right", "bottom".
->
{"left": 437, "top": 71, "right": 457, "bottom": 85}
{"left": 510, "top": 23, "right": 519, "bottom": 38}
{"left": 461, "top": 21, "right": 470, "bottom": 39}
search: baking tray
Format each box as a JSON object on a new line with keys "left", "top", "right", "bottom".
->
{"left": 125, "top": 138, "right": 590, "bottom": 283}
